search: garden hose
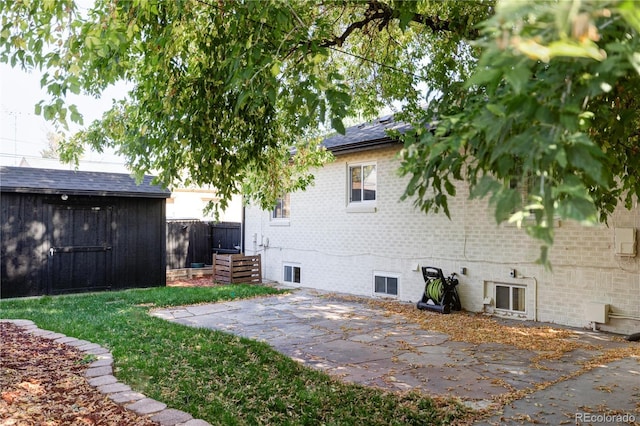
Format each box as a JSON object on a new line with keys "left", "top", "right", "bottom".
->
{"left": 426, "top": 278, "right": 443, "bottom": 302}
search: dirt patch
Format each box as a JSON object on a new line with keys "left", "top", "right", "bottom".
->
{"left": 167, "top": 276, "right": 218, "bottom": 288}
{"left": 0, "top": 322, "right": 159, "bottom": 426}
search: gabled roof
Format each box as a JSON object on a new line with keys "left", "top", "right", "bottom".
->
{"left": 0, "top": 166, "right": 170, "bottom": 198}
{"left": 322, "top": 114, "right": 411, "bottom": 154}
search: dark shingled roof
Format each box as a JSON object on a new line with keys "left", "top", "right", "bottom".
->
{"left": 322, "top": 113, "right": 412, "bottom": 154}
{"left": 0, "top": 166, "right": 170, "bottom": 198}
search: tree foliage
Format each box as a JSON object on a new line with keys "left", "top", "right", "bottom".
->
{"left": 39, "top": 131, "right": 63, "bottom": 159}
{"left": 2, "top": 0, "right": 638, "bottom": 261}
{"left": 0, "top": 0, "right": 490, "bottom": 212}
{"left": 398, "top": 0, "right": 640, "bottom": 264}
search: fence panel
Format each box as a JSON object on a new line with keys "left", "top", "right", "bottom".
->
{"left": 211, "top": 222, "right": 241, "bottom": 254}
{"left": 166, "top": 220, "right": 211, "bottom": 269}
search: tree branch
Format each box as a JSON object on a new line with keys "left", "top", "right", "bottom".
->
{"left": 319, "top": 0, "right": 480, "bottom": 48}
{"left": 320, "top": 2, "right": 389, "bottom": 48}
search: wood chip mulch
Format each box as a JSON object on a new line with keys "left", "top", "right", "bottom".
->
{"left": 0, "top": 322, "right": 159, "bottom": 426}
{"left": 166, "top": 276, "right": 217, "bottom": 287}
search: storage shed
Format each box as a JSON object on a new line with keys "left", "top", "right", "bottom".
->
{"left": 1, "top": 166, "right": 171, "bottom": 298}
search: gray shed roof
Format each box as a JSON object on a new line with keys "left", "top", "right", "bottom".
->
{"left": 0, "top": 166, "right": 170, "bottom": 198}
{"left": 322, "top": 113, "right": 412, "bottom": 154}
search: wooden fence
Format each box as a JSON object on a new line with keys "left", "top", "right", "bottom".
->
{"left": 166, "top": 220, "right": 211, "bottom": 269}
{"left": 212, "top": 253, "right": 262, "bottom": 284}
{"left": 211, "top": 222, "right": 241, "bottom": 255}
{"left": 166, "top": 221, "right": 241, "bottom": 270}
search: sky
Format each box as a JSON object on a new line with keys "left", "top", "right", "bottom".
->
{"left": 0, "top": 63, "right": 129, "bottom": 171}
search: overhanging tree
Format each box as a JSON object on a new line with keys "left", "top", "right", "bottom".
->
{"left": 0, "top": 0, "right": 490, "bottom": 210}
{"left": 398, "top": 0, "right": 640, "bottom": 264}
{"left": 1, "top": 0, "right": 638, "bottom": 263}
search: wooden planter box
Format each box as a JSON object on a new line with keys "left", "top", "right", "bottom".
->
{"left": 212, "top": 253, "right": 262, "bottom": 284}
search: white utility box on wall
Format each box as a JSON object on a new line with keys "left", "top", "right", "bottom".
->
{"left": 614, "top": 227, "right": 637, "bottom": 256}
{"left": 585, "top": 302, "right": 610, "bottom": 324}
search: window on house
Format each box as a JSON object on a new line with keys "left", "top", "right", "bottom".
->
{"left": 349, "top": 163, "right": 376, "bottom": 203}
{"left": 374, "top": 273, "right": 398, "bottom": 296}
{"left": 495, "top": 284, "right": 526, "bottom": 312}
{"left": 272, "top": 194, "right": 290, "bottom": 219}
{"left": 504, "top": 174, "right": 560, "bottom": 227}
{"left": 283, "top": 264, "right": 301, "bottom": 284}
{"left": 508, "top": 173, "right": 537, "bottom": 215}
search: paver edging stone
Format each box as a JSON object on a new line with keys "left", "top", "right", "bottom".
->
{"left": 98, "top": 382, "right": 132, "bottom": 394}
{"left": 1, "top": 319, "right": 212, "bottom": 426}
{"left": 151, "top": 408, "right": 194, "bottom": 425}
{"left": 88, "top": 374, "right": 118, "bottom": 387}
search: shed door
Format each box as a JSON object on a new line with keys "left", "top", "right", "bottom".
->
{"left": 48, "top": 204, "right": 113, "bottom": 294}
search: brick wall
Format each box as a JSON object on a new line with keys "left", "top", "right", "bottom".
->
{"left": 244, "top": 146, "right": 640, "bottom": 335}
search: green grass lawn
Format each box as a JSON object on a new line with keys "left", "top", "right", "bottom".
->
{"left": 1, "top": 285, "right": 470, "bottom": 425}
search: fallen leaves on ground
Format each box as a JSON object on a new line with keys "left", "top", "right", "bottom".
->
{"left": 327, "top": 293, "right": 640, "bottom": 417}
{"left": 0, "top": 322, "right": 159, "bottom": 426}
{"left": 333, "top": 294, "right": 599, "bottom": 361}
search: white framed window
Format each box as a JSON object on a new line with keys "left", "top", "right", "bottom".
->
{"left": 373, "top": 272, "right": 399, "bottom": 297}
{"left": 495, "top": 284, "right": 526, "bottom": 313}
{"left": 272, "top": 194, "right": 290, "bottom": 219}
{"left": 283, "top": 263, "right": 301, "bottom": 284}
{"left": 505, "top": 175, "right": 561, "bottom": 225}
{"left": 349, "top": 163, "right": 376, "bottom": 204}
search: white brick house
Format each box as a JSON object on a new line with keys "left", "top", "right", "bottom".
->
{"left": 244, "top": 115, "right": 640, "bottom": 336}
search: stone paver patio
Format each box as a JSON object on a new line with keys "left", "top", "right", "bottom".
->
{"left": 151, "top": 287, "right": 640, "bottom": 419}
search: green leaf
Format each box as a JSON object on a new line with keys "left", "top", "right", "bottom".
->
{"left": 554, "top": 174, "right": 590, "bottom": 199}
{"left": 486, "top": 104, "right": 505, "bottom": 117}
{"left": 555, "top": 147, "right": 568, "bottom": 169}
{"left": 618, "top": 1, "right": 640, "bottom": 32}
{"left": 270, "top": 61, "right": 281, "bottom": 78}
{"left": 565, "top": 144, "right": 605, "bottom": 185}
{"left": 536, "top": 245, "right": 551, "bottom": 269}
{"left": 43, "top": 105, "right": 54, "bottom": 121}
{"left": 556, "top": 197, "right": 597, "bottom": 223}
{"left": 526, "top": 223, "right": 554, "bottom": 245}
{"left": 494, "top": 189, "right": 521, "bottom": 223}
{"left": 465, "top": 67, "right": 502, "bottom": 89}
{"left": 69, "top": 104, "right": 83, "bottom": 125}
{"left": 331, "top": 117, "right": 345, "bottom": 135}
{"left": 504, "top": 63, "right": 530, "bottom": 94}
{"left": 444, "top": 180, "right": 456, "bottom": 196}
{"left": 398, "top": 8, "right": 414, "bottom": 31}
{"left": 470, "top": 175, "right": 501, "bottom": 199}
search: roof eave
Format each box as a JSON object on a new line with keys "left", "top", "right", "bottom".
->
{"left": 0, "top": 187, "right": 171, "bottom": 198}
{"left": 327, "top": 137, "right": 401, "bottom": 155}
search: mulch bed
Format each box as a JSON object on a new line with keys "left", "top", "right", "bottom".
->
{"left": 0, "top": 276, "right": 216, "bottom": 426}
{"left": 0, "top": 322, "right": 159, "bottom": 426}
{"left": 166, "top": 276, "right": 217, "bottom": 288}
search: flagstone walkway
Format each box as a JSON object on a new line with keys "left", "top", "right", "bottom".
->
{"left": 152, "top": 287, "right": 640, "bottom": 421}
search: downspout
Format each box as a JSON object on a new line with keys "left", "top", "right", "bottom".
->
{"left": 241, "top": 197, "right": 245, "bottom": 254}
